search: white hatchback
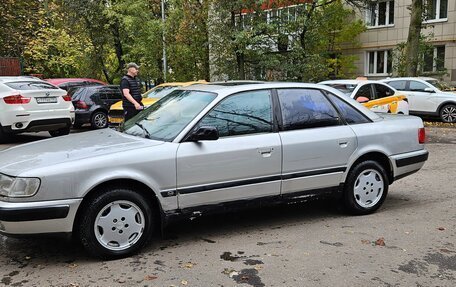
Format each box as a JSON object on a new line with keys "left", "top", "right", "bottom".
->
{"left": 0, "top": 77, "right": 75, "bottom": 142}
{"left": 319, "top": 79, "right": 409, "bottom": 115}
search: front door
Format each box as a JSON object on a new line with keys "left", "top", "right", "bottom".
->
{"left": 176, "top": 89, "right": 282, "bottom": 209}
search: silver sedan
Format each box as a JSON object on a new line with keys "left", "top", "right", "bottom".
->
{"left": 0, "top": 82, "right": 428, "bottom": 259}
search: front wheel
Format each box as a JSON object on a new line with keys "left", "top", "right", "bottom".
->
{"left": 343, "top": 160, "right": 389, "bottom": 215}
{"left": 440, "top": 104, "right": 456, "bottom": 123}
{"left": 78, "top": 188, "right": 154, "bottom": 259}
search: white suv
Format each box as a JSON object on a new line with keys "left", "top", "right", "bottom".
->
{"left": 381, "top": 77, "right": 456, "bottom": 123}
{"left": 0, "top": 77, "right": 75, "bottom": 142}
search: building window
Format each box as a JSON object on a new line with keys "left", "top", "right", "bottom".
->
{"left": 423, "top": 46, "right": 445, "bottom": 72}
{"left": 425, "top": 0, "right": 448, "bottom": 21}
{"left": 367, "top": 50, "right": 392, "bottom": 75}
{"left": 366, "top": 0, "right": 394, "bottom": 27}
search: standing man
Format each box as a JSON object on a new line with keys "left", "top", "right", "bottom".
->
{"left": 121, "top": 62, "right": 143, "bottom": 121}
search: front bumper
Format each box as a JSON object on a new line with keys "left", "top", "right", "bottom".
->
{"left": 0, "top": 198, "right": 82, "bottom": 235}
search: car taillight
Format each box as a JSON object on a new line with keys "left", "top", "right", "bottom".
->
{"left": 3, "top": 94, "right": 31, "bottom": 104}
{"left": 62, "top": 94, "right": 72, "bottom": 101}
{"left": 418, "top": 128, "right": 426, "bottom": 144}
{"left": 76, "top": 100, "right": 88, "bottom": 109}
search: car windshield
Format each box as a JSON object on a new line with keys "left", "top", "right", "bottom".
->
{"left": 325, "top": 83, "right": 357, "bottom": 95}
{"left": 425, "top": 79, "right": 453, "bottom": 91}
{"left": 143, "top": 86, "right": 179, "bottom": 99}
{"left": 123, "top": 89, "right": 217, "bottom": 141}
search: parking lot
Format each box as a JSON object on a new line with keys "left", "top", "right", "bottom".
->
{"left": 0, "top": 126, "right": 455, "bottom": 287}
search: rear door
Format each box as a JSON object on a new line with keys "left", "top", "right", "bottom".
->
{"left": 176, "top": 89, "right": 282, "bottom": 209}
{"left": 386, "top": 80, "right": 436, "bottom": 113}
{"left": 277, "top": 88, "right": 357, "bottom": 195}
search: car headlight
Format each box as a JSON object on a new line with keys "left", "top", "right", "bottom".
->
{"left": 0, "top": 173, "right": 40, "bottom": 198}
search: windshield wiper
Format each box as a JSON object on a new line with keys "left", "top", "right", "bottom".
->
{"left": 135, "top": 122, "right": 151, "bottom": 139}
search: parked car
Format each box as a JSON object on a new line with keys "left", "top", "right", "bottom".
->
{"left": 380, "top": 77, "right": 456, "bottom": 123}
{"left": 45, "top": 78, "right": 106, "bottom": 91}
{"left": 319, "top": 79, "right": 409, "bottom": 114}
{"left": 71, "top": 85, "right": 122, "bottom": 129}
{"left": 108, "top": 80, "right": 207, "bottom": 125}
{"left": 0, "top": 76, "right": 74, "bottom": 142}
{"left": 0, "top": 82, "right": 428, "bottom": 259}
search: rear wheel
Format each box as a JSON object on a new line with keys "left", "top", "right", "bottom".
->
{"left": 343, "top": 160, "right": 389, "bottom": 215}
{"left": 49, "top": 127, "right": 70, "bottom": 137}
{"left": 91, "top": 111, "right": 108, "bottom": 129}
{"left": 78, "top": 188, "right": 154, "bottom": 259}
{"left": 440, "top": 104, "right": 456, "bottom": 123}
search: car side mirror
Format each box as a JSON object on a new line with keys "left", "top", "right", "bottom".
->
{"left": 356, "top": 96, "right": 370, "bottom": 103}
{"left": 424, "top": 87, "right": 435, "bottom": 93}
{"left": 187, "top": 126, "right": 219, "bottom": 142}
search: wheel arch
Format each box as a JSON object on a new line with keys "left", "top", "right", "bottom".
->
{"left": 72, "top": 178, "right": 163, "bottom": 234}
{"left": 437, "top": 101, "right": 456, "bottom": 114}
{"left": 345, "top": 151, "right": 394, "bottom": 184}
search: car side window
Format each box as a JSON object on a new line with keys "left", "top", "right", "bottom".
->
{"left": 326, "top": 93, "right": 371, "bottom": 125}
{"left": 277, "top": 88, "right": 341, "bottom": 130}
{"left": 409, "top": 81, "right": 429, "bottom": 92}
{"left": 386, "top": 80, "right": 407, "bottom": 91}
{"left": 198, "top": 90, "right": 273, "bottom": 137}
{"left": 374, "top": 84, "right": 394, "bottom": 99}
{"left": 354, "top": 84, "right": 372, "bottom": 100}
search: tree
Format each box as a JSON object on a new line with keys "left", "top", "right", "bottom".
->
{"left": 405, "top": 0, "right": 423, "bottom": 76}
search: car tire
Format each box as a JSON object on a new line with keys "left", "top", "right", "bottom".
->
{"left": 78, "top": 188, "right": 154, "bottom": 259}
{"left": 343, "top": 160, "right": 389, "bottom": 215}
{"left": 91, "top": 111, "right": 108, "bottom": 129}
{"left": 49, "top": 127, "right": 71, "bottom": 137}
{"left": 439, "top": 104, "right": 456, "bottom": 123}
{"left": 0, "top": 124, "right": 9, "bottom": 144}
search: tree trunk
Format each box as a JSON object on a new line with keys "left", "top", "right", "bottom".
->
{"left": 111, "top": 19, "right": 125, "bottom": 73}
{"left": 405, "top": 0, "right": 423, "bottom": 76}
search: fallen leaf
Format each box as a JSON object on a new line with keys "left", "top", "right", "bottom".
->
{"left": 181, "top": 280, "right": 188, "bottom": 285}
{"left": 254, "top": 266, "right": 263, "bottom": 271}
{"left": 182, "top": 262, "right": 195, "bottom": 269}
{"left": 375, "top": 237, "right": 385, "bottom": 246}
{"left": 437, "top": 227, "right": 446, "bottom": 231}
{"left": 25, "top": 256, "right": 31, "bottom": 260}
{"left": 68, "top": 263, "right": 78, "bottom": 268}
{"left": 361, "top": 239, "right": 370, "bottom": 245}
{"left": 145, "top": 275, "right": 158, "bottom": 280}
{"left": 229, "top": 271, "right": 239, "bottom": 278}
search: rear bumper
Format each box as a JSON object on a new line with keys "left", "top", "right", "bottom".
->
{"left": 391, "top": 150, "right": 429, "bottom": 181}
{"left": 0, "top": 198, "right": 82, "bottom": 235}
{"left": 74, "top": 110, "right": 92, "bottom": 125}
{"left": 3, "top": 118, "right": 72, "bottom": 133}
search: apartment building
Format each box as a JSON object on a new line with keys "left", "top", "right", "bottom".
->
{"left": 349, "top": 0, "right": 456, "bottom": 84}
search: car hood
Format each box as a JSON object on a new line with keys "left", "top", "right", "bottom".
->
{"left": 0, "top": 129, "right": 164, "bottom": 176}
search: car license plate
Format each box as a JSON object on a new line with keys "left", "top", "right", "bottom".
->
{"left": 109, "top": 117, "right": 124, "bottom": 124}
{"left": 36, "top": 97, "right": 57, "bottom": 104}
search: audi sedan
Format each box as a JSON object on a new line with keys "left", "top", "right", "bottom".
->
{"left": 0, "top": 82, "right": 428, "bottom": 259}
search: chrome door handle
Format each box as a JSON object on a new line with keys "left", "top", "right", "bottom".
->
{"left": 258, "top": 148, "right": 273, "bottom": 157}
{"left": 339, "top": 140, "right": 349, "bottom": 148}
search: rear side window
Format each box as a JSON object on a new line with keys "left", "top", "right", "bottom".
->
{"left": 198, "top": 90, "right": 273, "bottom": 137}
{"left": 326, "top": 93, "right": 371, "bottom": 124}
{"left": 354, "top": 84, "right": 372, "bottom": 100}
{"left": 374, "top": 84, "right": 394, "bottom": 99}
{"left": 386, "top": 80, "right": 407, "bottom": 91}
{"left": 5, "top": 81, "right": 59, "bottom": 90}
{"left": 277, "top": 89, "right": 341, "bottom": 130}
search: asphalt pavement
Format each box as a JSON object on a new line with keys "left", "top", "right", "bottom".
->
{"left": 0, "top": 126, "right": 455, "bottom": 287}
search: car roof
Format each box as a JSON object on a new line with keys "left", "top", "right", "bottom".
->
{"left": 0, "top": 76, "right": 45, "bottom": 83}
{"left": 319, "top": 79, "right": 386, "bottom": 85}
{"left": 381, "top": 77, "right": 437, "bottom": 81}
{"left": 45, "top": 78, "right": 106, "bottom": 85}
